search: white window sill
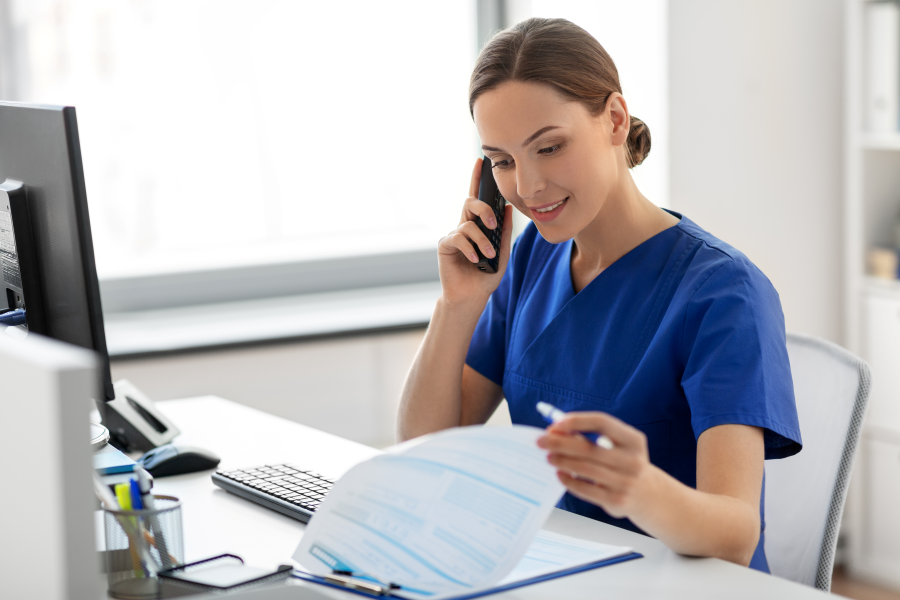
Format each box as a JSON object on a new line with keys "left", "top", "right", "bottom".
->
{"left": 104, "top": 281, "right": 440, "bottom": 358}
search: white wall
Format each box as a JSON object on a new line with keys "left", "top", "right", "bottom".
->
{"left": 111, "top": 330, "right": 511, "bottom": 449}
{"left": 111, "top": 330, "right": 424, "bottom": 449}
{"left": 669, "top": 0, "right": 844, "bottom": 343}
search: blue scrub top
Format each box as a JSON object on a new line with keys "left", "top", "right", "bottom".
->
{"left": 465, "top": 213, "right": 802, "bottom": 573}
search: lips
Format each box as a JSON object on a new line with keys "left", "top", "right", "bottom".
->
{"left": 529, "top": 197, "right": 568, "bottom": 223}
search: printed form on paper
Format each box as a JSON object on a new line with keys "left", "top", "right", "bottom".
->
{"left": 292, "top": 425, "right": 633, "bottom": 600}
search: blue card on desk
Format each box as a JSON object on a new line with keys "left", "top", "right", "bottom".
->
{"left": 93, "top": 444, "right": 137, "bottom": 475}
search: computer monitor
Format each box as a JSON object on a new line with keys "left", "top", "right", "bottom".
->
{"left": 0, "top": 102, "right": 115, "bottom": 400}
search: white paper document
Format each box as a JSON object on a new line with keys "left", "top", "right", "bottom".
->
{"left": 293, "top": 425, "right": 633, "bottom": 599}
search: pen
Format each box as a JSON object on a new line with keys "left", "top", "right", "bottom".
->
{"left": 136, "top": 467, "right": 174, "bottom": 568}
{"left": 536, "top": 402, "right": 615, "bottom": 450}
{"left": 94, "top": 474, "right": 159, "bottom": 576}
{"left": 92, "top": 472, "right": 120, "bottom": 510}
{"left": 129, "top": 478, "right": 144, "bottom": 510}
{"left": 115, "top": 482, "right": 147, "bottom": 578}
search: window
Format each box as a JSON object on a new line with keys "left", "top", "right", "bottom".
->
{"left": 1, "top": 0, "right": 668, "bottom": 309}
{"left": 3, "top": 0, "right": 477, "bottom": 279}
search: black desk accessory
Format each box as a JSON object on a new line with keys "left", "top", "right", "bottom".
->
{"left": 158, "top": 554, "right": 293, "bottom": 597}
{"left": 100, "top": 379, "right": 182, "bottom": 452}
{"left": 0, "top": 178, "right": 45, "bottom": 332}
{"left": 473, "top": 156, "right": 506, "bottom": 274}
{"left": 137, "top": 443, "right": 221, "bottom": 478}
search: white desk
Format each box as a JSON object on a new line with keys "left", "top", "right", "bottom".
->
{"left": 146, "top": 396, "right": 838, "bottom": 600}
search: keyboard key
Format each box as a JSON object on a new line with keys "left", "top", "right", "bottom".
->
{"left": 215, "top": 463, "right": 334, "bottom": 520}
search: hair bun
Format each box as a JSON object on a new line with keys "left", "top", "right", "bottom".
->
{"left": 626, "top": 116, "right": 651, "bottom": 168}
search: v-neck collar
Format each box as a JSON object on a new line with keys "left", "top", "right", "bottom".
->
{"left": 567, "top": 210, "right": 684, "bottom": 297}
{"left": 506, "top": 212, "right": 694, "bottom": 401}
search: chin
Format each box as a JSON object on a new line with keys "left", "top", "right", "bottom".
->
{"left": 532, "top": 221, "right": 575, "bottom": 245}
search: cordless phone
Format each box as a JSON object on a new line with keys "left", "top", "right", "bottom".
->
{"left": 474, "top": 156, "right": 506, "bottom": 273}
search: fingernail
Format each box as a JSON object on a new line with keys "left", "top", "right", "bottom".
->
{"left": 489, "top": 218, "right": 497, "bottom": 228}
{"left": 486, "top": 247, "right": 495, "bottom": 257}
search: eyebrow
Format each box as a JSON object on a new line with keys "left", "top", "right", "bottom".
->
{"left": 481, "top": 125, "right": 562, "bottom": 153}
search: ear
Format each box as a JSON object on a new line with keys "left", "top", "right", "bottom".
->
{"left": 606, "top": 93, "right": 630, "bottom": 148}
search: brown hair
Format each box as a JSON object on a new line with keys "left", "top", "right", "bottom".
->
{"left": 469, "top": 17, "right": 651, "bottom": 168}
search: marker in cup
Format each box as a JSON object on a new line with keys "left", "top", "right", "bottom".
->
{"left": 536, "top": 401, "right": 615, "bottom": 450}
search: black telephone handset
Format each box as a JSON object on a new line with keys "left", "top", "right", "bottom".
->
{"left": 474, "top": 157, "right": 507, "bottom": 274}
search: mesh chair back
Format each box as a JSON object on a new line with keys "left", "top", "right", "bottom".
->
{"left": 764, "top": 332, "right": 870, "bottom": 590}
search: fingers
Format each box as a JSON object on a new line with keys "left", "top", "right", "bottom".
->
{"left": 440, "top": 220, "right": 495, "bottom": 263}
{"left": 540, "top": 431, "right": 634, "bottom": 474}
{"left": 538, "top": 411, "right": 653, "bottom": 519}
{"left": 548, "top": 453, "right": 629, "bottom": 489}
{"left": 548, "top": 412, "right": 646, "bottom": 450}
{"left": 441, "top": 231, "right": 480, "bottom": 263}
{"left": 461, "top": 197, "right": 498, "bottom": 229}
{"left": 459, "top": 220, "right": 496, "bottom": 260}
{"left": 443, "top": 157, "right": 505, "bottom": 271}
{"left": 556, "top": 472, "right": 628, "bottom": 517}
{"left": 469, "top": 157, "right": 483, "bottom": 199}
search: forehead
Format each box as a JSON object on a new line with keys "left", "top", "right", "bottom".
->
{"left": 473, "top": 81, "right": 589, "bottom": 147}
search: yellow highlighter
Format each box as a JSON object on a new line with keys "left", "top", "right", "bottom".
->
{"left": 115, "top": 482, "right": 133, "bottom": 511}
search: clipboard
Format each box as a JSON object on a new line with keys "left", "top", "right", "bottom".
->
{"left": 292, "top": 551, "right": 643, "bottom": 599}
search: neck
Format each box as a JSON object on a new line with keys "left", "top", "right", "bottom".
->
{"left": 570, "top": 173, "right": 677, "bottom": 291}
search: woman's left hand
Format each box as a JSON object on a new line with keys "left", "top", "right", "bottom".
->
{"left": 537, "top": 412, "right": 658, "bottom": 519}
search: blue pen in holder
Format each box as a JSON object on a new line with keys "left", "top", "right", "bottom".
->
{"left": 102, "top": 495, "right": 184, "bottom": 600}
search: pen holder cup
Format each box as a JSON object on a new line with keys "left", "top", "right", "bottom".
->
{"left": 103, "top": 495, "right": 184, "bottom": 600}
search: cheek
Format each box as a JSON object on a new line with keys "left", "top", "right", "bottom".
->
{"left": 570, "top": 147, "right": 617, "bottom": 203}
{"left": 495, "top": 173, "right": 522, "bottom": 206}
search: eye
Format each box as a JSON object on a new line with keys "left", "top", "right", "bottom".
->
{"left": 538, "top": 144, "right": 561, "bottom": 155}
{"left": 491, "top": 158, "right": 513, "bottom": 170}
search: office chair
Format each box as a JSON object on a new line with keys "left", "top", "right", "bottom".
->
{"left": 764, "top": 332, "right": 871, "bottom": 591}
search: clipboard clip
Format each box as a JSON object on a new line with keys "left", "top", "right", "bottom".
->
{"left": 325, "top": 570, "right": 401, "bottom": 596}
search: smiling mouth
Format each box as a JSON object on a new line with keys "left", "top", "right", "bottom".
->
{"left": 534, "top": 199, "right": 567, "bottom": 213}
{"left": 534, "top": 198, "right": 566, "bottom": 213}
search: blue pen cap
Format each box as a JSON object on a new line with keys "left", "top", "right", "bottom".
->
{"left": 129, "top": 478, "right": 144, "bottom": 510}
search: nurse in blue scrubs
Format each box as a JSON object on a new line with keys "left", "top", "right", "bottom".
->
{"left": 398, "top": 17, "right": 801, "bottom": 571}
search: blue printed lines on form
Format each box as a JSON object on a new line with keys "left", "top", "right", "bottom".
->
{"left": 333, "top": 511, "right": 473, "bottom": 588}
{"left": 310, "top": 544, "right": 357, "bottom": 573}
{"left": 432, "top": 527, "right": 497, "bottom": 572}
{"left": 399, "top": 457, "right": 541, "bottom": 506}
{"left": 441, "top": 477, "right": 529, "bottom": 534}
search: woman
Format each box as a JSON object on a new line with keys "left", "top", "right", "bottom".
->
{"left": 398, "top": 18, "right": 801, "bottom": 572}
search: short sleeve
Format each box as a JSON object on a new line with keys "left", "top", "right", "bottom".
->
{"left": 682, "top": 260, "right": 802, "bottom": 459}
{"left": 465, "top": 268, "right": 512, "bottom": 386}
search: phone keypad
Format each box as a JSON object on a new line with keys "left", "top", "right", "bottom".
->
{"left": 477, "top": 191, "right": 505, "bottom": 273}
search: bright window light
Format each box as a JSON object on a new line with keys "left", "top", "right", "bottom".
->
{"left": 10, "top": 0, "right": 477, "bottom": 278}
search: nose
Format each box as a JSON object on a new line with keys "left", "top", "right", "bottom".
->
{"left": 516, "top": 166, "right": 546, "bottom": 201}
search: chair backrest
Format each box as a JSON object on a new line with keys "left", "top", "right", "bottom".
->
{"left": 764, "top": 332, "right": 871, "bottom": 590}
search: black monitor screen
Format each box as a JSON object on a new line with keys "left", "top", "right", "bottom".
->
{"left": 0, "top": 102, "right": 115, "bottom": 400}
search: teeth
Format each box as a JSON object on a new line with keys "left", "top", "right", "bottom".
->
{"left": 536, "top": 199, "right": 565, "bottom": 213}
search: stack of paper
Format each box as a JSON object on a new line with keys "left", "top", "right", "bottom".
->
{"left": 293, "top": 426, "right": 635, "bottom": 600}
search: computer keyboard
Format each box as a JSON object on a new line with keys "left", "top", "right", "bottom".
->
{"left": 211, "top": 464, "right": 336, "bottom": 523}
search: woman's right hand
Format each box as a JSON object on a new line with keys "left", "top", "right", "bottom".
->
{"left": 438, "top": 158, "right": 514, "bottom": 308}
